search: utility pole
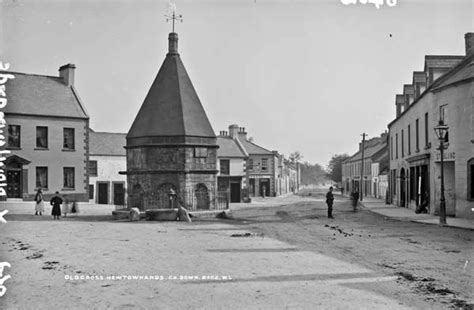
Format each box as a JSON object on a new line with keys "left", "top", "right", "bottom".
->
{"left": 360, "top": 133, "right": 367, "bottom": 201}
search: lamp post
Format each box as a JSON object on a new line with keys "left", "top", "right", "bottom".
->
{"left": 434, "top": 119, "right": 449, "bottom": 226}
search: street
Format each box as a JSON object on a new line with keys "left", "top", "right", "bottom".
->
{"left": 230, "top": 189, "right": 474, "bottom": 309}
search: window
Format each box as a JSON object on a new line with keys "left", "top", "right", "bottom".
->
{"left": 424, "top": 112, "right": 429, "bottom": 147}
{"left": 261, "top": 158, "right": 268, "bottom": 171}
{"left": 89, "top": 184, "right": 94, "bottom": 200}
{"left": 88, "top": 160, "right": 98, "bottom": 176}
{"left": 401, "top": 129, "right": 404, "bottom": 158}
{"left": 36, "top": 167, "right": 48, "bottom": 189}
{"left": 36, "top": 126, "right": 48, "bottom": 148}
{"left": 7, "top": 125, "right": 20, "bottom": 148}
{"left": 395, "top": 133, "right": 398, "bottom": 159}
{"left": 63, "top": 128, "right": 75, "bottom": 150}
{"left": 248, "top": 159, "right": 254, "bottom": 170}
{"left": 220, "top": 159, "right": 230, "bottom": 175}
{"left": 194, "top": 147, "right": 207, "bottom": 158}
{"left": 468, "top": 158, "right": 474, "bottom": 200}
{"left": 415, "top": 119, "right": 420, "bottom": 151}
{"left": 440, "top": 106, "right": 449, "bottom": 143}
{"left": 407, "top": 125, "right": 411, "bottom": 155}
{"left": 390, "top": 136, "right": 393, "bottom": 160}
{"left": 63, "top": 167, "right": 75, "bottom": 189}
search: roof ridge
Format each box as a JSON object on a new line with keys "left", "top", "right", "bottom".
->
{"left": 0, "top": 70, "right": 60, "bottom": 79}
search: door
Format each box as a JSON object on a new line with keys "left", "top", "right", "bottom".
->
{"left": 98, "top": 183, "right": 109, "bottom": 204}
{"left": 230, "top": 183, "right": 241, "bottom": 203}
{"left": 260, "top": 179, "right": 270, "bottom": 197}
{"left": 195, "top": 184, "right": 210, "bottom": 210}
{"left": 6, "top": 170, "right": 21, "bottom": 198}
{"left": 113, "top": 183, "right": 125, "bottom": 206}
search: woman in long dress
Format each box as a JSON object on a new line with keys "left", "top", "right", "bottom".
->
{"left": 34, "top": 189, "right": 45, "bottom": 216}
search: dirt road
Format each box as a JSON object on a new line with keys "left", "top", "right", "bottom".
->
{"left": 230, "top": 190, "right": 474, "bottom": 309}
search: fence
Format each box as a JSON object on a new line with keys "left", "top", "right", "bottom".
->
{"left": 117, "top": 189, "right": 229, "bottom": 212}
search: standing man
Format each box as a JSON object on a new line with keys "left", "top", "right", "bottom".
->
{"left": 50, "top": 191, "right": 63, "bottom": 220}
{"left": 326, "top": 186, "right": 335, "bottom": 219}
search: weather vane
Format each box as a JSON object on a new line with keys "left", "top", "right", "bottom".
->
{"left": 165, "top": 2, "right": 183, "bottom": 33}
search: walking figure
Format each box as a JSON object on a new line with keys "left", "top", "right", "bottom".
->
{"left": 326, "top": 186, "right": 335, "bottom": 219}
{"left": 34, "top": 188, "right": 45, "bottom": 216}
{"left": 50, "top": 191, "right": 63, "bottom": 220}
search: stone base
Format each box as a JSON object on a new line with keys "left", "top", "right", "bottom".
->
{"left": 145, "top": 209, "right": 179, "bottom": 221}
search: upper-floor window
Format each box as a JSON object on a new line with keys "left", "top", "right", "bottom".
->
{"left": 63, "top": 167, "right": 75, "bottom": 189}
{"left": 395, "top": 133, "right": 399, "bottom": 159}
{"left": 248, "top": 159, "right": 253, "bottom": 170}
{"left": 390, "top": 136, "right": 393, "bottom": 160}
{"left": 415, "top": 119, "right": 420, "bottom": 151}
{"left": 220, "top": 159, "right": 230, "bottom": 175}
{"left": 261, "top": 158, "right": 268, "bottom": 171}
{"left": 424, "top": 112, "right": 430, "bottom": 147}
{"left": 88, "top": 160, "right": 98, "bottom": 177}
{"left": 401, "top": 129, "right": 405, "bottom": 158}
{"left": 36, "top": 126, "right": 48, "bottom": 149}
{"left": 7, "top": 125, "right": 20, "bottom": 148}
{"left": 439, "top": 105, "right": 449, "bottom": 143}
{"left": 36, "top": 167, "right": 48, "bottom": 189}
{"left": 63, "top": 128, "right": 75, "bottom": 150}
{"left": 407, "top": 124, "right": 411, "bottom": 155}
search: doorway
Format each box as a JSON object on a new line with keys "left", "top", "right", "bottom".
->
{"left": 6, "top": 170, "right": 21, "bottom": 198}
{"left": 259, "top": 179, "right": 270, "bottom": 197}
{"left": 113, "top": 183, "right": 125, "bottom": 206}
{"left": 400, "top": 168, "right": 406, "bottom": 207}
{"left": 97, "top": 182, "right": 109, "bottom": 204}
{"left": 230, "top": 182, "right": 241, "bottom": 203}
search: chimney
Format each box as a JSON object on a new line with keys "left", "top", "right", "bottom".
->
{"left": 228, "top": 124, "right": 239, "bottom": 139}
{"left": 59, "top": 63, "right": 76, "bottom": 86}
{"left": 238, "top": 127, "right": 247, "bottom": 140}
{"left": 168, "top": 32, "right": 179, "bottom": 55}
{"left": 465, "top": 32, "right": 474, "bottom": 56}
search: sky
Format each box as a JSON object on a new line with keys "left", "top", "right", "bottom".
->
{"left": 1, "top": 0, "right": 472, "bottom": 167}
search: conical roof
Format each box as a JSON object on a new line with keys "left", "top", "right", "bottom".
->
{"left": 127, "top": 32, "right": 216, "bottom": 145}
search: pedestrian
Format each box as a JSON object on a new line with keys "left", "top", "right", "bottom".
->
{"left": 341, "top": 187, "right": 344, "bottom": 196}
{"left": 326, "top": 186, "right": 335, "bottom": 219}
{"left": 34, "top": 188, "right": 45, "bottom": 216}
{"left": 50, "top": 191, "right": 63, "bottom": 220}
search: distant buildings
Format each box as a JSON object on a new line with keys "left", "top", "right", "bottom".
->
{"left": 3, "top": 64, "right": 90, "bottom": 201}
{"left": 388, "top": 33, "right": 474, "bottom": 219}
{"left": 341, "top": 133, "right": 388, "bottom": 199}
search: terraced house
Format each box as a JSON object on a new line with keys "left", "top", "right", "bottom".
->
{"left": 3, "top": 64, "right": 89, "bottom": 201}
{"left": 388, "top": 32, "right": 474, "bottom": 219}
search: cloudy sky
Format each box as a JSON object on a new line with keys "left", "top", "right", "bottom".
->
{"left": 1, "top": 0, "right": 472, "bottom": 166}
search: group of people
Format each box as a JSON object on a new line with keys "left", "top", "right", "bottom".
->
{"left": 34, "top": 189, "right": 74, "bottom": 220}
{"left": 325, "top": 186, "right": 361, "bottom": 219}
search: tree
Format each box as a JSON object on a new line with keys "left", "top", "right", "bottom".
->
{"left": 300, "top": 162, "right": 326, "bottom": 185}
{"left": 327, "top": 153, "right": 350, "bottom": 183}
{"left": 289, "top": 151, "right": 303, "bottom": 163}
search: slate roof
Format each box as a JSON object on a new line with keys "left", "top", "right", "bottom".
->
{"left": 239, "top": 139, "right": 273, "bottom": 155}
{"left": 424, "top": 55, "right": 464, "bottom": 70}
{"left": 345, "top": 137, "right": 387, "bottom": 163}
{"left": 127, "top": 33, "right": 215, "bottom": 140}
{"left": 1, "top": 71, "right": 88, "bottom": 119}
{"left": 217, "top": 136, "right": 247, "bottom": 158}
{"left": 432, "top": 53, "right": 474, "bottom": 91}
{"left": 89, "top": 131, "right": 126, "bottom": 156}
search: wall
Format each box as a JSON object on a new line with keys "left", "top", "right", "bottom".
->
{"left": 6, "top": 114, "right": 88, "bottom": 201}
{"left": 89, "top": 155, "right": 126, "bottom": 203}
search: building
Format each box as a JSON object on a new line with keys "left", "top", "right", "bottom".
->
{"left": 124, "top": 31, "right": 219, "bottom": 211}
{"left": 388, "top": 32, "right": 474, "bottom": 218}
{"left": 216, "top": 128, "right": 248, "bottom": 203}
{"left": 342, "top": 133, "right": 389, "bottom": 199}
{"left": 3, "top": 64, "right": 90, "bottom": 201}
{"left": 88, "top": 130, "right": 127, "bottom": 206}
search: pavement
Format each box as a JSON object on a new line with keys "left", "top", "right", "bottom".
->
{"left": 350, "top": 195, "right": 474, "bottom": 231}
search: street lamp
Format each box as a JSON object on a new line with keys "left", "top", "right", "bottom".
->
{"left": 433, "top": 119, "right": 449, "bottom": 226}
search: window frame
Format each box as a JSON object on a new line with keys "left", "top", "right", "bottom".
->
{"left": 261, "top": 158, "right": 268, "bottom": 171}
{"left": 63, "top": 128, "right": 75, "bottom": 150}
{"left": 36, "top": 126, "right": 48, "bottom": 149}
{"left": 7, "top": 125, "right": 21, "bottom": 148}
{"left": 88, "top": 160, "right": 98, "bottom": 177}
{"left": 35, "top": 166, "right": 48, "bottom": 189}
{"left": 219, "top": 159, "right": 230, "bottom": 175}
{"left": 63, "top": 167, "right": 75, "bottom": 189}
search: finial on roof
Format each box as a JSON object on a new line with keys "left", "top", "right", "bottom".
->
{"left": 165, "top": 2, "right": 183, "bottom": 33}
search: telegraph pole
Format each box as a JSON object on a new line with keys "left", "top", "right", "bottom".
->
{"left": 360, "top": 133, "right": 367, "bottom": 201}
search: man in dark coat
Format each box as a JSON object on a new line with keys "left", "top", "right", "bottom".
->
{"left": 326, "top": 186, "right": 335, "bottom": 219}
{"left": 50, "top": 191, "right": 63, "bottom": 220}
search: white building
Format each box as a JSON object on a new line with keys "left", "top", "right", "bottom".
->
{"left": 88, "top": 130, "right": 127, "bottom": 206}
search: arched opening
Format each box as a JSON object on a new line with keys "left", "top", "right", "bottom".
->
{"left": 195, "top": 183, "right": 210, "bottom": 210}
